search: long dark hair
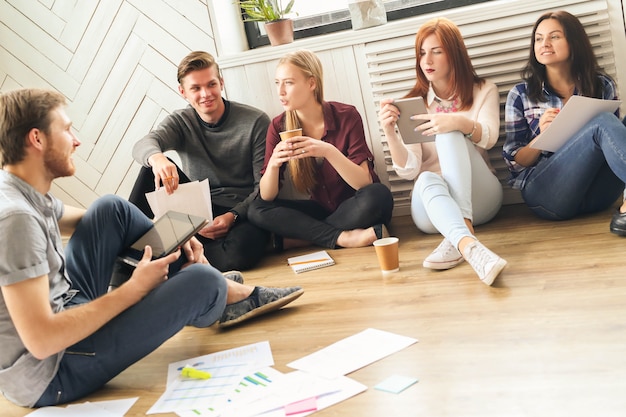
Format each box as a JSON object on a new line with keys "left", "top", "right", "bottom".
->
{"left": 522, "top": 10, "right": 608, "bottom": 102}
{"left": 404, "top": 17, "right": 483, "bottom": 110}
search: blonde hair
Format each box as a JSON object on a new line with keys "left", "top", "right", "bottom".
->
{"left": 278, "top": 50, "right": 324, "bottom": 193}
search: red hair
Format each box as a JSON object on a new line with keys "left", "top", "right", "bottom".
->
{"left": 405, "top": 17, "right": 483, "bottom": 110}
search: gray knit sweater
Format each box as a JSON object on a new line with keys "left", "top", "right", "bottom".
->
{"left": 132, "top": 101, "right": 270, "bottom": 220}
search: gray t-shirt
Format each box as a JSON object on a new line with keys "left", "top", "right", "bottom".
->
{"left": 132, "top": 100, "right": 270, "bottom": 220}
{"left": 0, "top": 170, "right": 69, "bottom": 406}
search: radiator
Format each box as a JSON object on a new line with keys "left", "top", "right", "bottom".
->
{"left": 363, "top": 0, "right": 618, "bottom": 209}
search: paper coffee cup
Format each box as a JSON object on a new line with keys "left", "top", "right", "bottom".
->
{"left": 373, "top": 237, "right": 399, "bottom": 274}
{"left": 279, "top": 128, "right": 302, "bottom": 141}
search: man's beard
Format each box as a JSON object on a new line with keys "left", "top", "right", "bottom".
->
{"left": 44, "top": 146, "right": 75, "bottom": 178}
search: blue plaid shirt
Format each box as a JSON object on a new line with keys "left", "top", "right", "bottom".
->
{"left": 502, "top": 74, "right": 619, "bottom": 189}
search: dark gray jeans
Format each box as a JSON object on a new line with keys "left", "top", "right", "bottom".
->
{"left": 35, "top": 195, "right": 226, "bottom": 406}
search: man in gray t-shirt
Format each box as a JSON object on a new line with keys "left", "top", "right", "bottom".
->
{"left": 130, "top": 51, "right": 270, "bottom": 272}
{"left": 0, "top": 89, "right": 303, "bottom": 408}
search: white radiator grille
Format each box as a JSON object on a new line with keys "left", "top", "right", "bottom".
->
{"left": 363, "top": 0, "right": 617, "bottom": 210}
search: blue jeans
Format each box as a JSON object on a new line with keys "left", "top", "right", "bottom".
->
{"left": 411, "top": 131, "right": 503, "bottom": 248}
{"left": 34, "top": 195, "right": 227, "bottom": 406}
{"left": 521, "top": 112, "right": 626, "bottom": 220}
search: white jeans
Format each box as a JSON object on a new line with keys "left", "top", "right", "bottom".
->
{"left": 411, "top": 131, "right": 502, "bottom": 248}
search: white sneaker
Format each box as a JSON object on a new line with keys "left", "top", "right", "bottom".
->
{"left": 423, "top": 238, "right": 464, "bottom": 270}
{"left": 462, "top": 240, "right": 507, "bottom": 286}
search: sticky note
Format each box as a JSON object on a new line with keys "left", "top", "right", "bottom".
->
{"left": 284, "top": 396, "right": 317, "bottom": 415}
{"left": 374, "top": 374, "right": 418, "bottom": 394}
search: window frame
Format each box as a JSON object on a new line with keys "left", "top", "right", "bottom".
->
{"left": 243, "top": 0, "right": 494, "bottom": 49}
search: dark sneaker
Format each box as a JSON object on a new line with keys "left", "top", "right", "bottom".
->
{"left": 610, "top": 210, "right": 626, "bottom": 236}
{"left": 219, "top": 286, "right": 304, "bottom": 328}
{"left": 223, "top": 270, "right": 244, "bottom": 284}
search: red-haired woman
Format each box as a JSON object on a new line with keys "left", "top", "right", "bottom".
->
{"left": 379, "top": 17, "right": 506, "bottom": 285}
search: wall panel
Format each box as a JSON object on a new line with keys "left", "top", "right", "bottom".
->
{"left": 0, "top": 0, "right": 216, "bottom": 207}
{"left": 220, "top": 0, "right": 626, "bottom": 216}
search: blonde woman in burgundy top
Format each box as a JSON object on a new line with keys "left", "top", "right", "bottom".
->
{"left": 379, "top": 17, "right": 506, "bottom": 285}
{"left": 248, "top": 50, "right": 394, "bottom": 250}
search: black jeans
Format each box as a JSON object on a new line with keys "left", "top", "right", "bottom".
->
{"left": 248, "top": 183, "right": 394, "bottom": 248}
{"left": 128, "top": 164, "right": 268, "bottom": 271}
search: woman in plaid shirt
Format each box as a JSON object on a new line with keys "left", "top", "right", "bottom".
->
{"left": 503, "top": 10, "right": 626, "bottom": 234}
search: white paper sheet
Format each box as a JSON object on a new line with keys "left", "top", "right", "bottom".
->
{"left": 176, "top": 369, "right": 367, "bottom": 417}
{"left": 176, "top": 367, "right": 284, "bottom": 417}
{"left": 26, "top": 398, "right": 138, "bottom": 416}
{"left": 287, "top": 328, "right": 418, "bottom": 378}
{"left": 166, "top": 341, "right": 274, "bottom": 387}
{"left": 222, "top": 370, "right": 343, "bottom": 417}
{"left": 530, "top": 96, "right": 621, "bottom": 152}
{"left": 251, "top": 375, "right": 367, "bottom": 417}
{"left": 146, "top": 179, "right": 213, "bottom": 222}
{"left": 149, "top": 341, "right": 275, "bottom": 414}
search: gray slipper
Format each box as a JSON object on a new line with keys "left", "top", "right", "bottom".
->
{"left": 219, "top": 286, "right": 304, "bottom": 328}
{"left": 222, "top": 270, "right": 244, "bottom": 284}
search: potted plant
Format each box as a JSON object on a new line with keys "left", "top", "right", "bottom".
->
{"left": 237, "top": 0, "right": 297, "bottom": 46}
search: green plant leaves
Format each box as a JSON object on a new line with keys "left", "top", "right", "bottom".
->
{"left": 237, "top": 0, "right": 295, "bottom": 22}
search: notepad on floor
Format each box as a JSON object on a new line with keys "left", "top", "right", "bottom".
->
{"left": 288, "top": 250, "right": 335, "bottom": 273}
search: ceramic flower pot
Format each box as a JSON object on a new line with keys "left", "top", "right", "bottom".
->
{"left": 264, "top": 19, "right": 294, "bottom": 46}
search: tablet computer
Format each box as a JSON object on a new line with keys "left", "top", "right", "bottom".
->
{"left": 118, "top": 211, "right": 209, "bottom": 267}
{"left": 392, "top": 97, "right": 432, "bottom": 144}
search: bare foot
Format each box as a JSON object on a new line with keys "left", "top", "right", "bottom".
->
{"left": 336, "top": 227, "right": 377, "bottom": 248}
{"left": 225, "top": 279, "right": 254, "bottom": 304}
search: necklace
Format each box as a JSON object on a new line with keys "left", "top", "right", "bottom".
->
{"left": 434, "top": 97, "right": 459, "bottom": 113}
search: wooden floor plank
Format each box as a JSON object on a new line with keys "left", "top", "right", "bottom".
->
{"left": 2, "top": 203, "right": 626, "bottom": 416}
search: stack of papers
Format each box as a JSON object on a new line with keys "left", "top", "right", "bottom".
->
{"left": 162, "top": 329, "right": 417, "bottom": 416}
{"left": 146, "top": 179, "right": 213, "bottom": 222}
{"left": 34, "top": 330, "right": 418, "bottom": 416}
{"left": 530, "top": 96, "right": 621, "bottom": 152}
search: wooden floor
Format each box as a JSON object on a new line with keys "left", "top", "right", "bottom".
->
{"left": 3, "top": 203, "right": 626, "bottom": 417}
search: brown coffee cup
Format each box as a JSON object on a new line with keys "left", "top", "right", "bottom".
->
{"left": 373, "top": 237, "right": 400, "bottom": 274}
{"left": 279, "top": 128, "right": 303, "bottom": 141}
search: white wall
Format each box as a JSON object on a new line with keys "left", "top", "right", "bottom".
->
{"left": 217, "top": 0, "right": 626, "bottom": 214}
{"left": 1, "top": 0, "right": 625, "bottom": 212}
{"left": 0, "top": 0, "right": 217, "bottom": 207}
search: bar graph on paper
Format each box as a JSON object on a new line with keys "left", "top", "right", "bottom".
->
{"left": 176, "top": 368, "right": 282, "bottom": 417}
{"left": 147, "top": 363, "right": 250, "bottom": 414}
{"left": 148, "top": 342, "right": 275, "bottom": 415}
{"left": 165, "top": 341, "right": 274, "bottom": 387}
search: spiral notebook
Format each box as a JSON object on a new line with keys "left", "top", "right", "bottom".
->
{"left": 288, "top": 250, "right": 335, "bottom": 274}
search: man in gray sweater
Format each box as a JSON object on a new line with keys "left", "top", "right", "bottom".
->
{"left": 131, "top": 51, "right": 270, "bottom": 271}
